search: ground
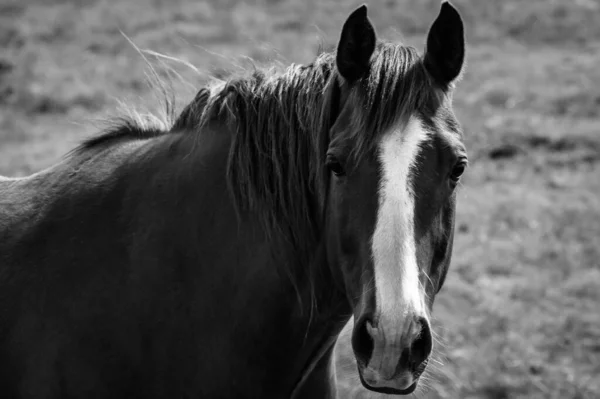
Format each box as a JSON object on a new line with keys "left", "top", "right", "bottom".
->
{"left": 1, "top": 0, "right": 599, "bottom": 398}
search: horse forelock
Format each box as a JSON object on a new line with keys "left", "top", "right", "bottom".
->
{"left": 345, "top": 43, "right": 437, "bottom": 164}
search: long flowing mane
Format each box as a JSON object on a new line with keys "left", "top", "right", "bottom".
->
{"left": 75, "top": 41, "right": 436, "bottom": 286}
{"left": 189, "top": 53, "right": 338, "bottom": 247}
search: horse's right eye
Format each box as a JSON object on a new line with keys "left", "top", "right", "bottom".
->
{"left": 326, "top": 156, "right": 346, "bottom": 177}
{"left": 449, "top": 160, "right": 467, "bottom": 183}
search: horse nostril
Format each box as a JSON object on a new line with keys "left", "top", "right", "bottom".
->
{"left": 351, "top": 316, "right": 374, "bottom": 368}
{"left": 409, "top": 317, "right": 433, "bottom": 371}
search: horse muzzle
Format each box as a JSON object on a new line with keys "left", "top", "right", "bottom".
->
{"left": 351, "top": 313, "right": 432, "bottom": 395}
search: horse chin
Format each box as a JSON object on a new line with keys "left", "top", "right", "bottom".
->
{"left": 357, "top": 370, "right": 420, "bottom": 396}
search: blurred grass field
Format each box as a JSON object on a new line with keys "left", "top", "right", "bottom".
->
{"left": 1, "top": 0, "right": 599, "bottom": 398}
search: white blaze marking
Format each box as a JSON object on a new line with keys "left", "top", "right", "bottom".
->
{"left": 367, "top": 116, "right": 429, "bottom": 379}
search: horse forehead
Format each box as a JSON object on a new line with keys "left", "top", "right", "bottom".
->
{"left": 376, "top": 116, "right": 430, "bottom": 193}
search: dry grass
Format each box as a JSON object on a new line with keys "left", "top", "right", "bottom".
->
{"left": 1, "top": 0, "right": 599, "bottom": 398}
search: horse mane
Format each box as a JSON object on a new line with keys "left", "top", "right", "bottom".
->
{"left": 74, "top": 119, "right": 165, "bottom": 152}
{"left": 197, "top": 53, "right": 339, "bottom": 246}
{"left": 72, "top": 79, "right": 212, "bottom": 154}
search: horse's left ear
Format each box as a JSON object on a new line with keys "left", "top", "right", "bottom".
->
{"left": 424, "top": 1, "right": 465, "bottom": 89}
{"left": 336, "top": 5, "right": 377, "bottom": 83}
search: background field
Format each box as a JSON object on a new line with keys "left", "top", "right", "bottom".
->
{"left": 1, "top": 0, "right": 599, "bottom": 398}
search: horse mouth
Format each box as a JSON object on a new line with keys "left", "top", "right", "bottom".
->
{"left": 357, "top": 358, "right": 428, "bottom": 395}
{"left": 357, "top": 372, "right": 420, "bottom": 395}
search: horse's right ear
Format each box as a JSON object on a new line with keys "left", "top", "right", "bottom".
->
{"left": 336, "top": 5, "right": 376, "bottom": 83}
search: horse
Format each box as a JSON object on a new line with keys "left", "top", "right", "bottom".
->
{"left": 0, "top": 2, "right": 466, "bottom": 398}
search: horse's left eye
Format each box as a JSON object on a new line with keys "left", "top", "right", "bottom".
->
{"left": 326, "top": 155, "right": 346, "bottom": 177}
{"left": 450, "top": 162, "right": 467, "bottom": 183}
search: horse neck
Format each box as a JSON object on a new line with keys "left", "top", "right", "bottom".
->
{"left": 172, "top": 119, "right": 350, "bottom": 384}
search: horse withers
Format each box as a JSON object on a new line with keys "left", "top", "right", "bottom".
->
{"left": 0, "top": 2, "right": 466, "bottom": 398}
